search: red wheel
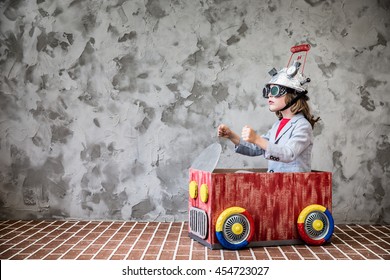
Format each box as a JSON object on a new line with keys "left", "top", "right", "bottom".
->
{"left": 215, "top": 207, "right": 254, "bottom": 250}
{"left": 297, "top": 204, "right": 334, "bottom": 245}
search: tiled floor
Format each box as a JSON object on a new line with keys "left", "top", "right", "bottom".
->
{"left": 0, "top": 220, "right": 389, "bottom": 260}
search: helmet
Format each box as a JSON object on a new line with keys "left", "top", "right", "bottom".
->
{"left": 264, "top": 44, "right": 312, "bottom": 96}
{"left": 263, "top": 61, "right": 311, "bottom": 98}
{"left": 267, "top": 61, "right": 308, "bottom": 90}
{"left": 262, "top": 44, "right": 312, "bottom": 110}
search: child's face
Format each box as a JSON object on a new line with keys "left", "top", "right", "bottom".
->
{"left": 267, "top": 95, "right": 287, "bottom": 112}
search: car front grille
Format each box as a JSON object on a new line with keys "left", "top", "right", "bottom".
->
{"left": 189, "top": 207, "right": 208, "bottom": 239}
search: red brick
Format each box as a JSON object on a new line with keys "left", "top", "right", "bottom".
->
{"left": 126, "top": 250, "right": 143, "bottom": 260}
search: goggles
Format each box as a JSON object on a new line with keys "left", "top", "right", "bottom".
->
{"left": 262, "top": 85, "right": 288, "bottom": 98}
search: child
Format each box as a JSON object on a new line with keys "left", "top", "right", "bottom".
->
{"left": 218, "top": 60, "right": 319, "bottom": 173}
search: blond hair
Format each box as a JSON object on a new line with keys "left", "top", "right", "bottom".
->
{"left": 276, "top": 92, "right": 320, "bottom": 128}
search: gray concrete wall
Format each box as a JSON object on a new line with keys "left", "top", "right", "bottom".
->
{"left": 0, "top": 0, "right": 389, "bottom": 224}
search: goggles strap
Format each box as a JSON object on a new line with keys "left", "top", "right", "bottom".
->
{"left": 280, "top": 91, "right": 308, "bottom": 111}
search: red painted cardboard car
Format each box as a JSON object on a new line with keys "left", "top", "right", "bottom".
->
{"left": 188, "top": 144, "right": 334, "bottom": 250}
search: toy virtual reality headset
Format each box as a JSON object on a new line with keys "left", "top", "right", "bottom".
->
{"left": 263, "top": 44, "right": 311, "bottom": 99}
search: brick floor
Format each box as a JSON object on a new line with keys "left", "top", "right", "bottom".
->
{"left": 0, "top": 220, "right": 389, "bottom": 260}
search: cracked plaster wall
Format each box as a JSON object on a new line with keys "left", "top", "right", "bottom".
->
{"left": 0, "top": 0, "right": 389, "bottom": 224}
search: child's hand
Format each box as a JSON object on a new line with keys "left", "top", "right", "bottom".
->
{"left": 218, "top": 124, "right": 240, "bottom": 145}
{"left": 217, "top": 124, "right": 232, "bottom": 138}
{"left": 241, "top": 125, "right": 258, "bottom": 143}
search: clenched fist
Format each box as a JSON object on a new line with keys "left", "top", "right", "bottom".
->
{"left": 241, "top": 125, "right": 258, "bottom": 143}
{"left": 217, "top": 124, "right": 232, "bottom": 138}
{"left": 217, "top": 124, "right": 240, "bottom": 145}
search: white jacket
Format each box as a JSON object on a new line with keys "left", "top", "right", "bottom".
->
{"left": 235, "top": 113, "right": 313, "bottom": 172}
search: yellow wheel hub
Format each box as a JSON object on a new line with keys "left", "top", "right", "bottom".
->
{"left": 231, "top": 223, "right": 244, "bottom": 235}
{"left": 312, "top": 219, "right": 324, "bottom": 231}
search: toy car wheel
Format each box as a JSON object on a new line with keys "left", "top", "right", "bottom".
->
{"left": 297, "top": 204, "right": 334, "bottom": 245}
{"left": 216, "top": 207, "right": 254, "bottom": 250}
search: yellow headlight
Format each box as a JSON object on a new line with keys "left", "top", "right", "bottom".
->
{"left": 189, "top": 181, "right": 198, "bottom": 199}
{"left": 200, "top": 183, "right": 209, "bottom": 203}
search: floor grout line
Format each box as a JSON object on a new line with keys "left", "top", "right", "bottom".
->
{"left": 37, "top": 220, "right": 83, "bottom": 259}
{"left": 91, "top": 221, "right": 127, "bottom": 260}
{"left": 156, "top": 222, "right": 172, "bottom": 260}
{"left": 47, "top": 221, "right": 105, "bottom": 260}
{"left": 51, "top": 221, "right": 103, "bottom": 259}
{"left": 6, "top": 220, "right": 65, "bottom": 259}
{"left": 329, "top": 241, "right": 353, "bottom": 260}
{"left": 320, "top": 244, "right": 336, "bottom": 260}
{"left": 0, "top": 220, "right": 33, "bottom": 241}
{"left": 172, "top": 222, "right": 185, "bottom": 260}
{"left": 71, "top": 222, "right": 112, "bottom": 259}
{"left": 0, "top": 220, "right": 32, "bottom": 239}
{"left": 375, "top": 225, "right": 390, "bottom": 237}
{"left": 344, "top": 225, "right": 384, "bottom": 259}
{"left": 107, "top": 222, "right": 137, "bottom": 260}
{"left": 0, "top": 220, "right": 48, "bottom": 252}
{"left": 249, "top": 248, "right": 256, "bottom": 260}
{"left": 304, "top": 245, "right": 320, "bottom": 260}
{"left": 189, "top": 238, "right": 194, "bottom": 260}
{"left": 235, "top": 249, "right": 240, "bottom": 260}
{"left": 124, "top": 222, "right": 148, "bottom": 260}
{"left": 0, "top": 221, "right": 389, "bottom": 260}
{"left": 332, "top": 232, "right": 368, "bottom": 259}
{"left": 277, "top": 246, "right": 288, "bottom": 260}
{"left": 263, "top": 247, "right": 272, "bottom": 260}
{"left": 290, "top": 245, "right": 304, "bottom": 260}
{"left": 359, "top": 224, "right": 390, "bottom": 245}
{"left": 140, "top": 222, "right": 161, "bottom": 260}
